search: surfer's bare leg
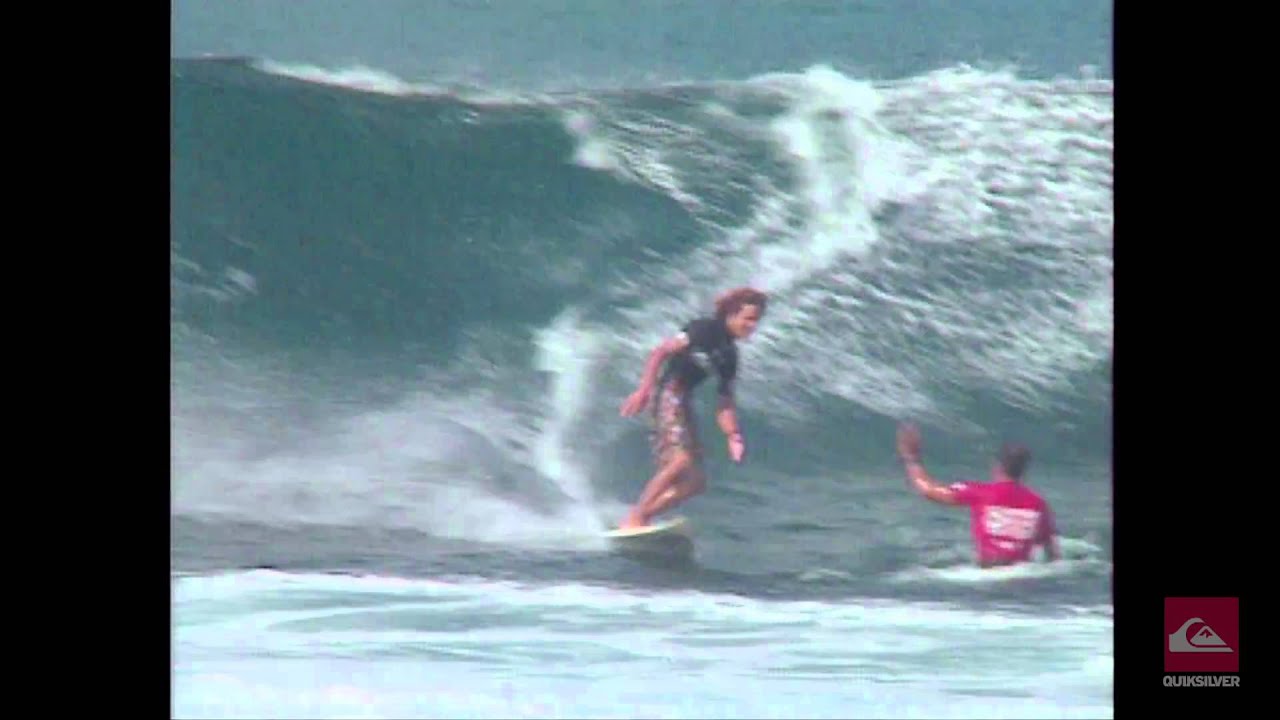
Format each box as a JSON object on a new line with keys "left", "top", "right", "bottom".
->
{"left": 640, "top": 465, "right": 705, "bottom": 519}
{"left": 622, "top": 450, "right": 692, "bottom": 528}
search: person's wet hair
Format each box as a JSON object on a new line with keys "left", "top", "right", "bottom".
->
{"left": 999, "top": 442, "right": 1031, "bottom": 479}
{"left": 714, "top": 287, "right": 768, "bottom": 320}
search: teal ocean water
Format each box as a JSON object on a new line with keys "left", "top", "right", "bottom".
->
{"left": 171, "top": 2, "right": 1112, "bottom": 716}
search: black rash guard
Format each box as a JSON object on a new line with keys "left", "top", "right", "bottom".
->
{"left": 659, "top": 316, "right": 738, "bottom": 398}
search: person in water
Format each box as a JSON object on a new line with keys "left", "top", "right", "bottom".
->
{"left": 896, "top": 422, "right": 1060, "bottom": 567}
{"left": 617, "top": 287, "right": 768, "bottom": 529}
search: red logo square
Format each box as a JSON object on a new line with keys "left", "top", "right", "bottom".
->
{"left": 1165, "top": 597, "right": 1238, "bottom": 672}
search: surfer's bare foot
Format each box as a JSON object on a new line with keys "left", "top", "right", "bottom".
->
{"left": 619, "top": 510, "right": 647, "bottom": 529}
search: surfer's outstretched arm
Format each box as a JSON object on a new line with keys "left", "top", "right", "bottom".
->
{"left": 897, "top": 423, "right": 961, "bottom": 505}
{"left": 904, "top": 459, "right": 960, "bottom": 505}
{"left": 620, "top": 334, "right": 690, "bottom": 416}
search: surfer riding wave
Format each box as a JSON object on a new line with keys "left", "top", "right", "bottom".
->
{"left": 617, "top": 287, "right": 767, "bottom": 529}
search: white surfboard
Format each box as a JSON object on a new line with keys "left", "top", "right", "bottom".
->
{"left": 604, "top": 516, "right": 694, "bottom": 558}
{"left": 604, "top": 515, "right": 690, "bottom": 539}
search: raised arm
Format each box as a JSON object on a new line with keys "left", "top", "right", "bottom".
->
{"left": 897, "top": 423, "right": 963, "bottom": 506}
{"left": 904, "top": 459, "right": 961, "bottom": 505}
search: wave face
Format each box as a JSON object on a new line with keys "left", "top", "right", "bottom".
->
{"left": 171, "top": 57, "right": 1111, "bottom": 542}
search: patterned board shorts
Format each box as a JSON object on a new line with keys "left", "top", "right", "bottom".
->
{"left": 650, "top": 381, "right": 702, "bottom": 467}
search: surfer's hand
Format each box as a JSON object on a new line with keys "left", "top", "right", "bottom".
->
{"left": 896, "top": 423, "right": 921, "bottom": 462}
{"left": 620, "top": 386, "right": 650, "bottom": 416}
{"left": 728, "top": 432, "right": 745, "bottom": 463}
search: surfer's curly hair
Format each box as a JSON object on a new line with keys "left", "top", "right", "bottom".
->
{"left": 714, "top": 287, "right": 768, "bottom": 320}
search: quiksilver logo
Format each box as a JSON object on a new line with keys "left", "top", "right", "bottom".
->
{"left": 1169, "top": 617, "right": 1234, "bottom": 654}
{"left": 1164, "top": 597, "right": 1238, "bottom": 674}
{"left": 1163, "top": 675, "right": 1240, "bottom": 687}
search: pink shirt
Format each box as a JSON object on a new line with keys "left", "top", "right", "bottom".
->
{"left": 947, "top": 480, "right": 1056, "bottom": 566}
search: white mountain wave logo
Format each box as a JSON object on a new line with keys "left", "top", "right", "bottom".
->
{"left": 1168, "top": 617, "right": 1233, "bottom": 653}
